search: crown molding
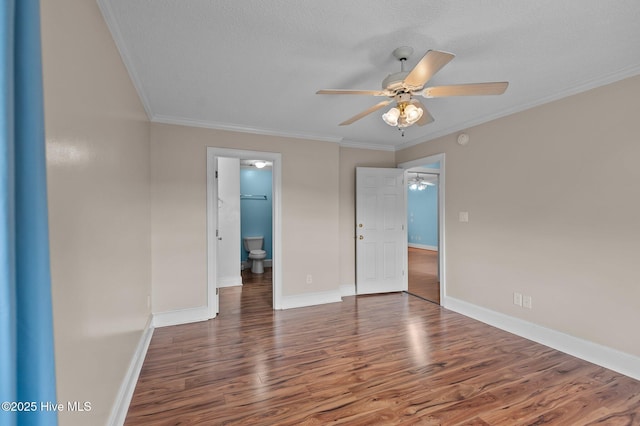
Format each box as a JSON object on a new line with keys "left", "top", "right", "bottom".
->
{"left": 96, "top": 0, "right": 153, "bottom": 120}
{"left": 396, "top": 64, "right": 640, "bottom": 151}
{"left": 152, "top": 114, "right": 343, "bottom": 144}
{"left": 338, "top": 139, "right": 396, "bottom": 152}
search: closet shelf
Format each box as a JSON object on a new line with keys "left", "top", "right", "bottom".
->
{"left": 241, "top": 194, "right": 268, "bottom": 200}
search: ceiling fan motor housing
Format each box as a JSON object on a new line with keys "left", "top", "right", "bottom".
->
{"left": 383, "top": 46, "right": 422, "bottom": 92}
{"left": 382, "top": 71, "right": 410, "bottom": 92}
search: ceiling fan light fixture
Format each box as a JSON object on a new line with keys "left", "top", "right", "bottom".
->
{"left": 254, "top": 160, "right": 267, "bottom": 169}
{"left": 408, "top": 172, "right": 436, "bottom": 191}
{"left": 382, "top": 107, "right": 400, "bottom": 126}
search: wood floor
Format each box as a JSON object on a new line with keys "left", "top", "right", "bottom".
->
{"left": 408, "top": 247, "right": 440, "bottom": 304}
{"left": 126, "top": 270, "right": 640, "bottom": 425}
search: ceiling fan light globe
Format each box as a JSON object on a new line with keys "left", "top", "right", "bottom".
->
{"left": 254, "top": 160, "right": 266, "bottom": 169}
{"left": 409, "top": 182, "right": 418, "bottom": 190}
{"left": 404, "top": 104, "right": 423, "bottom": 124}
{"left": 382, "top": 107, "right": 400, "bottom": 126}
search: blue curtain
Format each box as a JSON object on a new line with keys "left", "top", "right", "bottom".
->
{"left": 1, "top": 0, "right": 58, "bottom": 425}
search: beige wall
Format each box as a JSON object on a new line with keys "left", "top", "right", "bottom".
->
{"left": 150, "top": 123, "right": 340, "bottom": 312}
{"left": 338, "top": 147, "right": 396, "bottom": 287}
{"left": 397, "top": 74, "right": 640, "bottom": 357}
{"left": 41, "top": 0, "right": 151, "bottom": 424}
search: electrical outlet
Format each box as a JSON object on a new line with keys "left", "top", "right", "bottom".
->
{"left": 523, "top": 295, "right": 532, "bottom": 309}
{"left": 306, "top": 274, "right": 313, "bottom": 284}
{"left": 513, "top": 292, "right": 523, "bottom": 307}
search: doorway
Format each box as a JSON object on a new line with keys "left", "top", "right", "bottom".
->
{"left": 239, "top": 159, "right": 274, "bottom": 275}
{"left": 206, "top": 147, "right": 282, "bottom": 319}
{"left": 398, "top": 154, "right": 445, "bottom": 304}
{"left": 406, "top": 168, "right": 439, "bottom": 303}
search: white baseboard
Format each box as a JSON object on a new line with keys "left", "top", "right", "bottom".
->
{"left": 340, "top": 283, "right": 356, "bottom": 297}
{"left": 442, "top": 296, "right": 640, "bottom": 381}
{"left": 217, "top": 275, "right": 243, "bottom": 288}
{"left": 281, "top": 289, "right": 342, "bottom": 310}
{"left": 408, "top": 243, "right": 438, "bottom": 251}
{"left": 107, "top": 316, "right": 154, "bottom": 426}
{"left": 152, "top": 306, "right": 209, "bottom": 328}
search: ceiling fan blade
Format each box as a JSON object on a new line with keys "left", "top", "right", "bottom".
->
{"left": 339, "top": 100, "right": 393, "bottom": 126}
{"left": 317, "top": 89, "right": 387, "bottom": 96}
{"left": 422, "top": 82, "right": 509, "bottom": 98}
{"left": 410, "top": 100, "right": 434, "bottom": 126}
{"left": 403, "top": 50, "right": 455, "bottom": 90}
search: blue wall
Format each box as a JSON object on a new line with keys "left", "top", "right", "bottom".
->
{"left": 407, "top": 182, "right": 438, "bottom": 247}
{"left": 240, "top": 169, "right": 272, "bottom": 261}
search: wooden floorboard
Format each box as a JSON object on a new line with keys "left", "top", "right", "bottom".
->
{"left": 126, "top": 269, "right": 640, "bottom": 425}
{"left": 408, "top": 247, "right": 440, "bottom": 304}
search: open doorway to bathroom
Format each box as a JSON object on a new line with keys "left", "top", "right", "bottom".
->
{"left": 239, "top": 159, "right": 273, "bottom": 295}
{"left": 405, "top": 161, "right": 440, "bottom": 304}
{"left": 217, "top": 157, "right": 274, "bottom": 300}
{"left": 207, "top": 148, "right": 282, "bottom": 318}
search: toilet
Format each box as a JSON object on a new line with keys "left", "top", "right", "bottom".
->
{"left": 243, "top": 236, "right": 267, "bottom": 274}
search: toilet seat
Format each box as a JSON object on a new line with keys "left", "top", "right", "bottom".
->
{"left": 248, "top": 249, "right": 266, "bottom": 274}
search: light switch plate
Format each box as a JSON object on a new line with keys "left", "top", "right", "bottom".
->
{"left": 459, "top": 211, "right": 469, "bottom": 222}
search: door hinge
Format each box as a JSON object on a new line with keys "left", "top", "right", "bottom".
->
{"left": 216, "top": 229, "right": 219, "bottom": 237}
{"left": 215, "top": 170, "right": 218, "bottom": 178}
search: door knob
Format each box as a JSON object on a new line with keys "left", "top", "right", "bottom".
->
{"left": 358, "top": 223, "right": 363, "bottom": 228}
{"left": 359, "top": 235, "right": 364, "bottom": 240}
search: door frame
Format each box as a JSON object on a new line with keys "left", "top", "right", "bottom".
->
{"left": 398, "top": 153, "right": 446, "bottom": 302}
{"left": 206, "top": 147, "right": 283, "bottom": 317}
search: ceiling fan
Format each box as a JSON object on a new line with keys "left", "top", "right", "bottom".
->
{"left": 408, "top": 172, "right": 436, "bottom": 191}
{"left": 316, "top": 46, "right": 508, "bottom": 133}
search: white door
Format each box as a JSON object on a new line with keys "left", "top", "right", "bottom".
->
{"left": 356, "top": 167, "right": 407, "bottom": 295}
{"left": 206, "top": 155, "right": 220, "bottom": 318}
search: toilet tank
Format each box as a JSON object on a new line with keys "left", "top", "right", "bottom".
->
{"left": 243, "top": 236, "right": 263, "bottom": 251}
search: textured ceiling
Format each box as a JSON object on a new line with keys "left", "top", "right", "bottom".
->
{"left": 98, "top": 0, "right": 640, "bottom": 150}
